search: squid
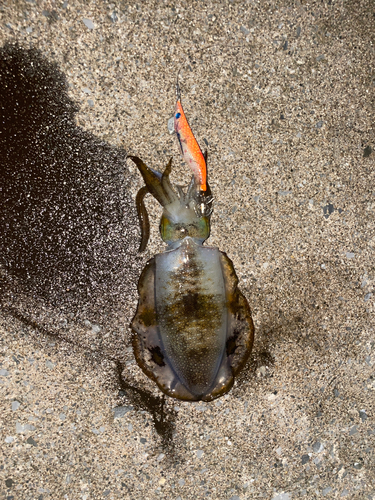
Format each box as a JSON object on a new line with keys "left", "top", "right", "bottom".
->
{"left": 129, "top": 80, "right": 254, "bottom": 401}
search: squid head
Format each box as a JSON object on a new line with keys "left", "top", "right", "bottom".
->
{"left": 128, "top": 155, "right": 213, "bottom": 252}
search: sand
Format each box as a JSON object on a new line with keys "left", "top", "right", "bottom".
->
{"left": 0, "top": 1, "right": 374, "bottom": 499}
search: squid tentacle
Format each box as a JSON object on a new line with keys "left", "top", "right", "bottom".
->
{"left": 135, "top": 185, "right": 150, "bottom": 252}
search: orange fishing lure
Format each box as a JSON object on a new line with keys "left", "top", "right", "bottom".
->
{"left": 174, "top": 81, "right": 207, "bottom": 192}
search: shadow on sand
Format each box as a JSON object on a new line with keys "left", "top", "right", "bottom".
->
{"left": 0, "top": 43, "right": 176, "bottom": 450}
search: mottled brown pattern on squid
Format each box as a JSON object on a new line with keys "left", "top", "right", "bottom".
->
{"left": 131, "top": 257, "right": 200, "bottom": 401}
{"left": 157, "top": 246, "right": 225, "bottom": 392}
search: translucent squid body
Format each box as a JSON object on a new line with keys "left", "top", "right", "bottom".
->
{"left": 129, "top": 82, "right": 254, "bottom": 401}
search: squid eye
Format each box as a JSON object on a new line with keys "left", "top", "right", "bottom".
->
{"left": 175, "top": 112, "right": 181, "bottom": 119}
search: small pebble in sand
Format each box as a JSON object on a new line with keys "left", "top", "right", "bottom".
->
{"left": 82, "top": 18, "right": 94, "bottom": 30}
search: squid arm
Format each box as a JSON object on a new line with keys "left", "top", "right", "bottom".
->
{"left": 129, "top": 155, "right": 178, "bottom": 252}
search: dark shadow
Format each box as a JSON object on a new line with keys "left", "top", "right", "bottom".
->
{"left": 115, "top": 361, "right": 177, "bottom": 451}
{"left": 0, "top": 43, "right": 176, "bottom": 449}
{"left": 0, "top": 42, "right": 138, "bottom": 312}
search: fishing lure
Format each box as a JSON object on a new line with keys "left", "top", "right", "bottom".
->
{"left": 129, "top": 80, "right": 254, "bottom": 401}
